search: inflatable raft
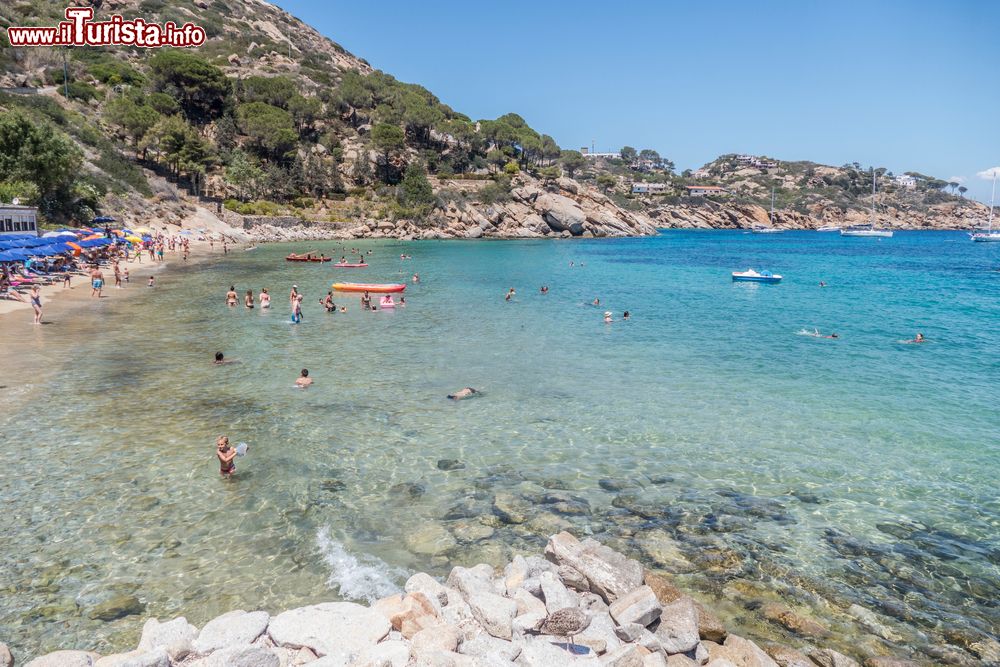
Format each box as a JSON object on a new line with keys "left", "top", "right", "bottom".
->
{"left": 332, "top": 282, "right": 406, "bottom": 293}
{"left": 286, "top": 253, "right": 331, "bottom": 262}
{"left": 333, "top": 263, "right": 369, "bottom": 268}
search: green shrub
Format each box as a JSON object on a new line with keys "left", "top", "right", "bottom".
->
{"left": 59, "top": 81, "right": 101, "bottom": 102}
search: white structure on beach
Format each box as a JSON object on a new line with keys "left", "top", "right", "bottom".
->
{"left": 632, "top": 182, "right": 668, "bottom": 194}
{"left": 0, "top": 201, "right": 38, "bottom": 235}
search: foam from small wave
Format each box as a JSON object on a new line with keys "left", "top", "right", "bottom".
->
{"left": 316, "top": 527, "right": 408, "bottom": 603}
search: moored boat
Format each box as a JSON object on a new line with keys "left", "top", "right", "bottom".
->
{"left": 333, "top": 262, "right": 369, "bottom": 268}
{"left": 732, "top": 268, "right": 782, "bottom": 283}
{"left": 332, "top": 282, "right": 406, "bottom": 293}
{"left": 816, "top": 225, "right": 841, "bottom": 232}
{"left": 971, "top": 171, "right": 999, "bottom": 242}
{"left": 841, "top": 170, "right": 893, "bottom": 237}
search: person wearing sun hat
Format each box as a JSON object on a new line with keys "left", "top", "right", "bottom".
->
{"left": 604, "top": 311, "right": 613, "bottom": 323}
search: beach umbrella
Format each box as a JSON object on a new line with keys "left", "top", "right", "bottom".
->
{"left": 42, "top": 231, "right": 66, "bottom": 238}
{"left": 0, "top": 248, "right": 31, "bottom": 261}
{"left": 133, "top": 226, "right": 152, "bottom": 235}
{"left": 81, "top": 233, "right": 102, "bottom": 241}
{"left": 179, "top": 230, "right": 193, "bottom": 235}
{"left": 124, "top": 235, "right": 143, "bottom": 244}
{"left": 92, "top": 216, "right": 116, "bottom": 223}
{"left": 0, "top": 250, "right": 23, "bottom": 261}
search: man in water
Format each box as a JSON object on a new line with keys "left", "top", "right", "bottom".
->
{"left": 90, "top": 266, "right": 104, "bottom": 298}
{"left": 216, "top": 436, "right": 237, "bottom": 477}
{"left": 295, "top": 369, "right": 313, "bottom": 387}
{"left": 913, "top": 332, "right": 925, "bottom": 343}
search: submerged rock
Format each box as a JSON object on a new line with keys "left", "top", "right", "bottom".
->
{"left": 87, "top": 593, "right": 146, "bottom": 621}
{"left": 405, "top": 522, "right": 458, "bottom": 556}
{"left": 437, "top": 459, "right": 466, "bottom": 471}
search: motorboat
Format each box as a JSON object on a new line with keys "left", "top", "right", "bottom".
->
{"left": 732, "top": 269, "right": 782, "bottom": 283}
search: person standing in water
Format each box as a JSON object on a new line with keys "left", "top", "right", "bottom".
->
{"left": 295, "top": 369, "right": 313, "bottom": 387}
{"left": 226, "top": 286, "right": 238, "bottom": 306}
{"left": 289, "top": 285, "right": 299, "bottom": 305}
{"left": 259, "top": 288, "right": 270, "bottom": 308}
{"left": 245, "top": 289, "right": 255, "bottom": 309}
{"left": 291, "top": 294, "right": 303, "bottom": 323}
{"left": 30, "top": 285, "right": 42, "bottom": 324}
{"left": 90, "top": 266, "right": 104, "bottom": 298}
{"left": 216, "top": 436, "right": 237, "bottom": 477}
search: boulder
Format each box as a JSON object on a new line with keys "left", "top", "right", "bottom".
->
{"left": 557, "top": 565, "right": 590, "bottom": 592}
{"left": 761, "top": 644, "right": 813, "bottom": 667}
{"left": 87, "top": 594, "right": 145, "bottom": 621}
{"left": 458, "top": 635, "right": 522, "bottom": 663}
{"left": 411, "top": 625, "right": 461, "bottom": 655}
{"left": 704, "top": 635, "right": 778, "bottom": 667}
{"left": 186, "top": 646, "right": 279, "bottom": 667}
{"left": 466, "top": 589, "right": 517, "bottom": 639}
{"left": 556, "top": 178, "right": 579, "bottom": 194}
{"left": 405, "top": 523, "right": 458, "bottom": 556}
{"left": 25, "top": 651, "right": 100, "bottom": 667}
{"left": 576, "top": 612, "right": 622, "bottom": 654}
{"left": 807, "top": 649, "right": 860, "bottom": 667}
{"left": 665, "top": 656, "right": 697, "bottom": 667}
{"left": 654, "top": 597, "right": 700, "bottom": 655}
{"left": 267, "top": 602, "right": 391, "bottom": 657}
{"left": 93, "top": 651, "right": 168, "bottom": 667}
{"left": 194, "top": 610, "right": 269, "bottom": 653}
{"left": 861, "top": 659, "right": 919, "bottom": 667}
{"left": 493, "top": 492, "right": 532, "bottom": 525}
{"left": 0, "top": 644, "right": 11, "bottom": 667}
{"left": 600, "top": 644, "right": 644, "bottom": 667}
{"left": 372, "top": 592, "right": 440, "bottom": 639}
{"left": 643, "top": 572, "right": 684, "bottom": 605}
{"left": 539, "top": 571, "right": 578, "bottom": 613}
{"left": 137, "top": 617, "right": 197, "bottom": 660}
{"left": 759, "top": 604, "right": 829, "bottom": 639}
{"left": 353, "top": 640, "right": 411, "bottom": 667}
{"left": 545, "top": 532, "right": 643, "bottom": 603}
{"left": 691, "top": 601, "right": 726, "bottom": 643}
{"left": 535, "top": 194, "right": 586, "bottom": 235}
{"left": 512, "top": 589, "right": 547, "bottom": 617}
{"left": 609, "top": 585, "right": 662, "bottom": 628}
{"left": 516, "top": 637, "right": 598, "bottom": 666}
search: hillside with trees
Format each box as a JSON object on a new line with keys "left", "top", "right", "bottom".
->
{"left": 0, "top": 1, "right": 984, "bottom": 235}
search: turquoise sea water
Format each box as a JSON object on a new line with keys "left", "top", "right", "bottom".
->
{"left": 0, "top": 231, "right": 998, "bottom": 661}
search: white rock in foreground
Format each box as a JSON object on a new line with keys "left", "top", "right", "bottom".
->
{"left": 193, "top": 610, "right": 269, "bottom": 653}
{"left": 267, "top": 601, "right": 391, "bottom": 657}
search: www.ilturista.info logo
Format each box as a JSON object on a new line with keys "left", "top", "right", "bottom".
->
{"left": 6, "top": 7, "right": 206, "bottom": 48}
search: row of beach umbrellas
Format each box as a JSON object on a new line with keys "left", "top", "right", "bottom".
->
{"left": 0, "top": 218, "right": 155, "bottom": 262}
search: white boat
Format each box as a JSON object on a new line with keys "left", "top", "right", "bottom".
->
{"left": 732, "top": 268, "right": 782, "bottom": 283}
{"left": 971, "top": 171, "right": 1000, "bottom": 242}
{"left": 842, "top": 170, "right": 893, "bottom": 237}
{"left": 751, "top": 187, "right": 784, "bottom": 233}
{"left": 816, "top": 225, "right": 841, "bottom": 232}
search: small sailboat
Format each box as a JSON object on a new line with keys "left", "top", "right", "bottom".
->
{"left": 971, "top": 171, "right": 1000, "bottom": 242}
{"left": 842, "top": 170, "right": 893, "bottom": 237}
{"left": 732, "top": 268, "right": 782, "bottom": 283}
{"left": 816, "top": 225, "right": 841, "bottom": 232}
{"left": 752, "top": 187, "right": 784, "bottom": 233}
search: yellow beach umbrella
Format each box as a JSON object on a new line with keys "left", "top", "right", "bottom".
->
{"left": 133, "top": 226, "right": 152, "bottom": 235}
{"left": 125, "top": 235, "right": 142, "bottom": 244}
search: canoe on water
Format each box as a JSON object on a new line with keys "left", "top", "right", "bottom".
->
{"left": 286, "top": 254, "right": 331, "bottom": 262}
{"left": 333, "top": 263, "right": 369, "bottom": 268}
{"left": 332, "top": 282, "right": 406, "bottom": 293}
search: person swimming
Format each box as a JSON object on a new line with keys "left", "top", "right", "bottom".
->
{"left": 295, "top": 368, "right": 313, "bottom": 387}
{"left": 604, "top": 311, "right": 613, "bottom": 323}
{"left": 911, "top": 332, "right": 926, "bottom": 343}
{"left": 623, "top": 311, "right": 630, "bottom": 320}
{"left": 540, "top": 286, "right": 549, "bottom": 294}
{"left": 593, "top": 298, "right": 600, "bottom": 306}
{"left": 380, "top": 295, "right": 395, "bottom": 307}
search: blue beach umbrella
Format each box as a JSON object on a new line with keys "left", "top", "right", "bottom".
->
{"left": 92, "top": 216, "right": 116, "bottom": 223}
{"left": 0, "top": 248, "right": 31, "bottom": 261}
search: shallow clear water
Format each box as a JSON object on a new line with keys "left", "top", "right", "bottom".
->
{"left": 1, "top": 231, "right": 998, "bottom": 661}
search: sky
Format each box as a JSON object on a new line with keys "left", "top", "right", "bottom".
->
{"left": 273, "top": 0, "right": 1000, "bottom": 201}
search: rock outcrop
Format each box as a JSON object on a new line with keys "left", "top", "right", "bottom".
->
{"left": 14, "top": 533, "right": 923, "bottom": 667}
{"left": 650, "top": 199, "right": 988, "bottom": 231}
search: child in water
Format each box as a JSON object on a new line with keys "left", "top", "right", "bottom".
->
{"left": 216, "top": 436, "right": 237, "bottom": 477}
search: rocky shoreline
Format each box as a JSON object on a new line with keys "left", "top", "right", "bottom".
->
{"left": 5, "top": 533, "right": 959, "bottom": 667}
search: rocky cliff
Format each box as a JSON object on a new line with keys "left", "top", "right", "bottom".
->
{"left": 650, "top": 199, "right": 989, "bottom": 231}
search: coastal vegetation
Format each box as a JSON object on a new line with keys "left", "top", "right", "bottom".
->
{"left": 0, "top": 0, "right": 976, "bottom": 228}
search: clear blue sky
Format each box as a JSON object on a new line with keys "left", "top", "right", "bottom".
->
{"left": 274, "top": 0, "right": 1000, "bottom": 201}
